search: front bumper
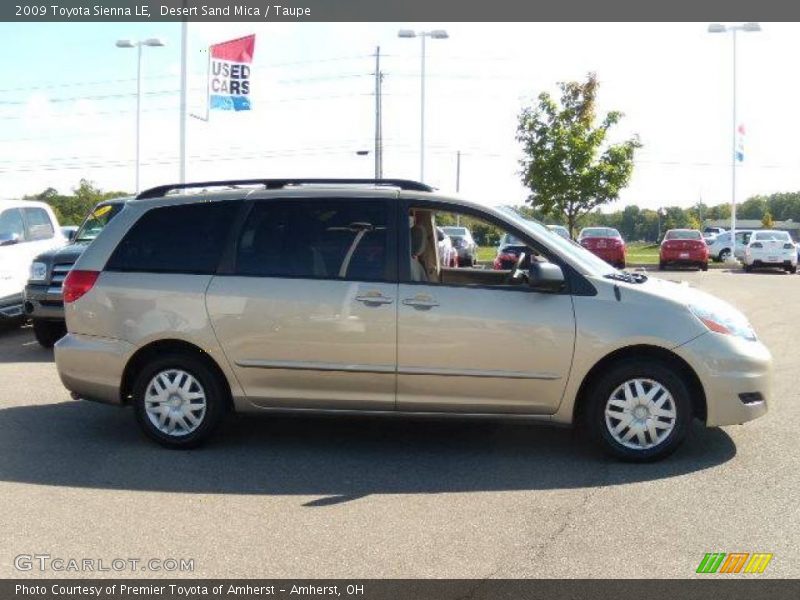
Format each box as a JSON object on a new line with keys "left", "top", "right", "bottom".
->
{"left": 23, "top": 283, "right": 65, "bottom": 320}
{"left": 674, "top": 332, "right": 771, "bottom": 426}
{"left": 0, "top": 292, "right": 24, "bottom": 320}
{"left": 54, "top": 333, "right": 134, "bottom": 405}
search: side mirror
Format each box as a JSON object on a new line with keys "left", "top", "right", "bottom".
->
{"left": 66, "top": 229, "right": 77, "bottom": 241}
{"left": 0, "top": 233, "right": 21, "bottom": 246}
{"left": 529, "top": 261, "right": 565, "bottom": 293}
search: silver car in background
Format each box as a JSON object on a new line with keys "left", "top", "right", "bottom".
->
{"left": 55, "top": 178, "right": 770, "bottom": 462}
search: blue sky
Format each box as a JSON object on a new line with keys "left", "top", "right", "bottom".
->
{"left": 1, "top": 22, "right": 799, "bottom": 211}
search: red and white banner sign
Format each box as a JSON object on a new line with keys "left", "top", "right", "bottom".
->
{"left": 209, "top": 34, "right": 255, "bottom": 111}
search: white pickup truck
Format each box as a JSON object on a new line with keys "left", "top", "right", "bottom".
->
{"left": 0, "top": 200, "right": 66, "bottom": 324}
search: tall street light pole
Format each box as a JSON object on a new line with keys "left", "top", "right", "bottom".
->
{"left": 116, "top": 37, "right": 166, "bottom": 194}
{"left": 708, "top": 22, "right": 760, "bottom": 262}
{"left": 398, "top": 29, "right": 449, "bottom": 183}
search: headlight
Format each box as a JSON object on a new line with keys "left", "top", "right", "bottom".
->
{"left": 688, "top": 303, "right": 756, "bottom": 341}
{"left": 29, "top": 262, "right": 47, "bottom": 282}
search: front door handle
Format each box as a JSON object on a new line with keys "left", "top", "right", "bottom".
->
{"left": 402, "top": 297, "right": 439, "bottom": 309}
{"left": 355, "top": 293, "right": 394, "bottom": 305}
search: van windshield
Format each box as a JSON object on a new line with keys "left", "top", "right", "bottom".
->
{"left": 496, "top": 207, "right": 616, "bottom": 276}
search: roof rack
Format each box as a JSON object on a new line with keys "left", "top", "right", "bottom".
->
{"left": 135, "top": 178, "right": 434, "bottom": 200}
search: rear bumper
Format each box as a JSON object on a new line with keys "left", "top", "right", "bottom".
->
{"left": 674, "top": 332, "right": 771, "bottom": 426}
{"left": 587, "top": 249, "right": 625, "bottom": 263}
{"left": 660, "top": 251, "right": 707, "bottom": 264}
{"left": 744, "top": 255, "right": 797, "bottom": 267}
{"left": 54, "top": 333, "right": 133, "bottom": 405}
{"left": 23, "top": 283, "right": 65, "bottom": 320}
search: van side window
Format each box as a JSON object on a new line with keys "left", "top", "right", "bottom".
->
{"left": 407, "top": 207, "right": 548, "bottom": 289}
{"left": 23, "top": 207, "right": 55, "bottom": 241}
{"left": 235, "top": 199, "right": 390, "bottom": 282}
{"left": 0, "top": 209, "right": 26, "bottom": 242}
{"left": 105, "top": 202, "right": 239, "bottom": 274}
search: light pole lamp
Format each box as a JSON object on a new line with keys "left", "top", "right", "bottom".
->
{"left": 116, "top": 37, "right": 166, "bottom": 193}
{"left": 708, "top": 22, "right": 761, "bottom": 262}
{"left": 398, "top": 28, "right": 449, "bottom": 183}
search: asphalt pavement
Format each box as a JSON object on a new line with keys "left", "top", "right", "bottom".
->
{"left": 0, "top": 269, "right": 797, "bottom": 579}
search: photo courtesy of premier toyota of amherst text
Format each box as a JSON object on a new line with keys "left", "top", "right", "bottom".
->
{"left": 0, "top": 1, "right": 799, "bottom": 599}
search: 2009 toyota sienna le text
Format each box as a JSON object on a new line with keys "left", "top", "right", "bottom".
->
{"left": 54, "top": 178, "right": 771, "bottom": 461}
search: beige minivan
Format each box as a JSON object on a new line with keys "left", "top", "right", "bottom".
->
{"left": 54, "top": 179, "right": 770, "bottom": 461}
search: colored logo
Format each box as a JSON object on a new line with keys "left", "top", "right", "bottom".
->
{"left": 696, "top": 552, "right": 773, "bottom": 574}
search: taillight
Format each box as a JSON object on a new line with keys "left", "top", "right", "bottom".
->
{"left": 63, "top": 270, "right": 100, "bottom": 303}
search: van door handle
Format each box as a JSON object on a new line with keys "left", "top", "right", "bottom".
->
{"left": 355, "top": 294, "right": 394, "bottom": 305}
{"left": 402, "top": 297, "right": 439, "bottom": 309}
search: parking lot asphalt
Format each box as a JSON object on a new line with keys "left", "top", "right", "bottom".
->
{"left": 0, "top": 269, "right": 798, "bottom": 580}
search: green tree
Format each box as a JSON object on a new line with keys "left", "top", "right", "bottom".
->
{"left": 516, "top": 73, "right": 642, "bottom": 237}
{"left": 24, "top": 179, "right": 129, "bottom": 225}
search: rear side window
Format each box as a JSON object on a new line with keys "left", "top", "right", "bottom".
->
{"left": 23, "top": 207, "right": 55, "bottom": 241}
{"left": 235, "top": 199, "right": 391, "bottom": 281}
{"left": 0, "top": 208, "right": 26, "bottom": 241}
{"left": 106, "top": 202, "right": 239, "bottom": 274}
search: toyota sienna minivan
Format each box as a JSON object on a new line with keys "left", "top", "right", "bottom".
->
{"left": 54, "top": 179, "right": 771, "bottom": 461}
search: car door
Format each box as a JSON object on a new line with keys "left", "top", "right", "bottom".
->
{"left": 0, "top": 208, "right": 30, "bottom": 295}
{"left": 396, "top": 201, "right": 576, "bottom": 415}
{"left": 206, "top": 196, "right": 398, "bottom": 411}
{"left": 734, "top": 231, "right": 751, "bottom": 259}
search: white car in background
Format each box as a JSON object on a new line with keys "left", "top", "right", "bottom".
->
{"left": 547, "top": 224, "right": 572, "bottom": 240}
{"left": 707, "top": 229, "right": 753, "bottom": 262}
{"left": 0, "top": 200, "right": 65, "bottom": 324}
{"left": 743, "top": 230, "right": 797, "bottom": 273}
{"left": 435, "top": 226, "right": 458, "bottom": 267}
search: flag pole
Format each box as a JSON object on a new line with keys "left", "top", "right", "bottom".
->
{"left": 179, "top": 19, "right": 188, "bottom": 185}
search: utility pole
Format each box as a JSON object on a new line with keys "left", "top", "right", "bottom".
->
{"left": 456, "top": 150, "right": 461, "bottom": 225}
{"left": 374, "top": 46, "right": 383, "bottom": 179}
{"left": 456, "top": 150, "right": 461, "bottom": 192}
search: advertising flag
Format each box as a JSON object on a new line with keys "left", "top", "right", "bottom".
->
{"left": 736, "top": 123, "right": 745, "bottom": 162}
{"left": 209, "top": 34, "right": 255, "bottom": 111}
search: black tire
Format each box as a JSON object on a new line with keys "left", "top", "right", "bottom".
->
{"left": 744, "top": 264, "right": 753, "bottom": 273}
{"left": 132, "top": 352, "right": 227, "bottom": 449}
{"left": 786, "top": 265, "right": 797, "bottom": 274}
{"left": 582, "top": 358, "right": 693, "bottom": 462}
{"left": 658, "top": 261, "right": 665, "bottom": 271}
{"left": 700, "top": 262, "right": 708, "bottom": 272}
{"left": 32, "top": 319, "right": 67, "bottom": 348}
{"left": 617, "top": 261, "right": 626, "bottom": 270}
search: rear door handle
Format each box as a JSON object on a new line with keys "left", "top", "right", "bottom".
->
{"left": 402, "top": 298, "right": 439, "bottom": 308}
{"left": 355, "top": 294, "right": 394, "bottom": 305}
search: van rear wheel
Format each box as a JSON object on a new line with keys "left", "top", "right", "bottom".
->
{"left": 583, "top": 359, "right": 692, "bottom": 462}
{"left": 132, "top": 353, "right": 226, "bottom": 449}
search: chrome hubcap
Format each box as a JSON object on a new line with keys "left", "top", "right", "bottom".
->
{"left": 144, "top": 369, "right": 207, "bottom": 437}
{"left": 604, "top": 378, "right": 677, "bottom": 450}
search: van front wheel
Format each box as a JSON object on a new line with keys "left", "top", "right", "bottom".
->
{"left": 132, "top": 353, "right": 226, "bottom": 449}
{"left": 583, "top": 359, "right": 692, "bottom": 462}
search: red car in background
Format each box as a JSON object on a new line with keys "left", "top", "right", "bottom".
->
{"left": 578, "top": 227, "right": 626, "bottom": 269}
{"left": 659, "top": 229, "right": 709, "bottom": 271}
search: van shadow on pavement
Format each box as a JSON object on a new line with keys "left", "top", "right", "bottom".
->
{"left": 0, "top": 400, "right": 736, "bottom": 506}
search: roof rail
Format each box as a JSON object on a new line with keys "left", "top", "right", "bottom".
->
{"left": 135, "top": 178, "right": 434, "bottom": 200}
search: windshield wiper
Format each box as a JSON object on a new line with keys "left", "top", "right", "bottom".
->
{"left": 604, "top": 271, "right": 648, "bottom": 284}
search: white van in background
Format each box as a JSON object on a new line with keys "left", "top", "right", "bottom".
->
{"left": 0, "top": 200, "right": 65, "bottom": 324}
